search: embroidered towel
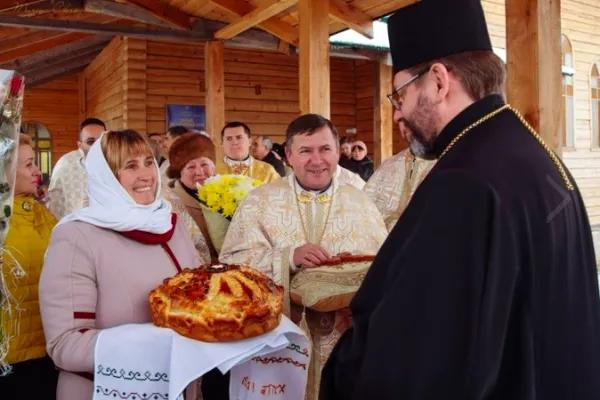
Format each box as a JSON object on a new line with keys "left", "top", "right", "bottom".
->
{"left": 93, "top": 316, "right": 309, "bottom": 400}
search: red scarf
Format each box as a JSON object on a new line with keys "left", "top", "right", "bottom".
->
{"left": 120, "top": 213, "right": 178, "bottom": 245}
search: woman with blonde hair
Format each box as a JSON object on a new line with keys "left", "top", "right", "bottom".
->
{"left": 163, "top": 132, "right": 217, "bottom": 262}
{"left": 39, "top": 129, "right": 201, "bottom": 400}
{"left": 0, "top": 134, "right": 58, "bottom": 398}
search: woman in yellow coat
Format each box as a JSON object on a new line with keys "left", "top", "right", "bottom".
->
{"left": 0, "top": 134, "right": 58, "bottom": 398}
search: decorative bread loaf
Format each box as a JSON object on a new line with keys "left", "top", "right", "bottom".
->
{"left": 149, "top": 264, "right": 284, "bottom": 342}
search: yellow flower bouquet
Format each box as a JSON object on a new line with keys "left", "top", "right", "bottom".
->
{"left": 197, "top": 174, "right": 263, "bottom": 253}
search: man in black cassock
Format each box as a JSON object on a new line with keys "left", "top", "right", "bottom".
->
{"left": 319, "top": 0, "right": 600, "bottom": 399}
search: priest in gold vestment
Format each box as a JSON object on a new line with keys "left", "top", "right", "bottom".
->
{"left": 219, "top": 114, "right": 387, "bottom": 399}
{"left": 364, "top": 148, "right": 435, "bottom": 231}
{"left": 335, "top": 165, "right": 365, "bottom": 189}
{"left": 214, "top": 121, "right": 280, "bottom": 183}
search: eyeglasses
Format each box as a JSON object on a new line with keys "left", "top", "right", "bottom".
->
{"left": 387, "top": 65, "right": 453, "bottom": 110}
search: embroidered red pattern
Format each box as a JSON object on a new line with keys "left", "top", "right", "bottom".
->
{"left": 241, "top": 376, "right": 255, "bottom": 392}
{"left": 261, "top": 384, "right": 286, "bottom": 395}
{"left": 251, "top": 356, "right": 307, "bottom": 370}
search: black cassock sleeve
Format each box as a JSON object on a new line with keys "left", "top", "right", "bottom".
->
{"left": 321, "top": 171, "right": 520, "bottom": 400}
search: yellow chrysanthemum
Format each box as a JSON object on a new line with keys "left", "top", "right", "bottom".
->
{"left": 232, "top": 187, "right": 248, "bottom": 202}
{"left": 196, "top": 174, "right": 265, "bottom": 219}
{"left": 221, "top": 202, "right": 237, "bottom": 218}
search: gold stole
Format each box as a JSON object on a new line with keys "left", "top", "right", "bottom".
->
{"left": 387, "top": 153, "right": 423, "bottom": 227}
{"left": 282, "top": 190, "right": 333, "bottom": 400}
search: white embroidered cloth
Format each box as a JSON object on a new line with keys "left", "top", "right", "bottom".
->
{"left": 93, "top": 316, "right": 310, "bottom": 400}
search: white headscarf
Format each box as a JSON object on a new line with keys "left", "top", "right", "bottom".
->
{"left": 59, "top": 132, "right": 173, "bottom": 234}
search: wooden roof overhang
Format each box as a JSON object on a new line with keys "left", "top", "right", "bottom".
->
{"left": 0, "top": 0, "right": 563, "bottom": 154}
{"left": 0, "top": 0, "right": 417, "bottom": 87}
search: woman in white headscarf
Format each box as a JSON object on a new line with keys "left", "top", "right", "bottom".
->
{"left": 39, "top": 130, "right": 201, "bottom": 400}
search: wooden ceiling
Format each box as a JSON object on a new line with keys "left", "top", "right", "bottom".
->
{"left": 0, "top": 0, "right": 417, "bottom": 87}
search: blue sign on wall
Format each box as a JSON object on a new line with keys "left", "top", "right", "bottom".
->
{"left": 165, "top": 104, "right": 206, "bottom": 131}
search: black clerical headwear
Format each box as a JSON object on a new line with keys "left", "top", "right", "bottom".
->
{"left": 387, "top": 0, "right": 493, "bottom": 74}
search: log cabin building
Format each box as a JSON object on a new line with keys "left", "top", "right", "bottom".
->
{"left": 0, "top": 0, "right": 598, "bottom": 228}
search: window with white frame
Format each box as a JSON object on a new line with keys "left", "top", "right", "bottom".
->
{"left": 562, "top": 35, "right": 575, "bottom": 148}
{"left": 591, "top": 62, "right": 600, "bottom": 148}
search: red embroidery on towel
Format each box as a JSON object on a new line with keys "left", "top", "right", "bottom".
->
{"left": 241, "top": 376, "right": 255, "bottom": 393}
{"left": 79, "top": 328, "right": 90, "bottom": 334}
{"left": 74, "top": 312, "right": 96, "bottom": 319}
{"left": 251, "top": 356, "right": 307, "bottom": 370}
{"left": 261, "top": 384, "right": 286, "bottom": 395}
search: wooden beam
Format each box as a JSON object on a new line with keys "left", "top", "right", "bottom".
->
{"left": 19, "top": 41, "right": 106, "bottom": 75}
{"left": 215, "top": 0, "right": 297, "bottom": 40}
{"left": 26, "top": 51, "right": 100, "bottom": 87}
{"left": 0, "top": 30, "right": 66, "bottom": 54}
{"left": 329, "top": 0, "right": 373, "bottom": 40}
{"left": 204, "top": 41, "right": 225, "bottom": 160}
{"left": 210, "top": 0, "right": 299, "bottom": 46}
{"left": 122, "top": 0, "right": 192, "bottom": 30}
{"left": 0, "top": 15, "right": 212, "bottom": 41}
{"left": 83, "top": 0, "right": 174, "bottom": 28}
{"left": 374, "top": 62, "right": 393, "bottom": 166}
{"left": 0, "top": 35, "right": 109, "bottom": 70}
{"left": 506, "top": 0, "right": 562, "bottom": 153}
{"left": 299, "top": 0, "right": 330, "bottom": 117}
{"left": 0, "top": 32, "right": 92, "bottom": 64}
{"left": 0, "top": 0, "right": 82, "bottom": 13}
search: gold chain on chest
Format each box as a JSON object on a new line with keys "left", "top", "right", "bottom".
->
{"left": 438, "top": 104, "right": 574, "bottom": 191}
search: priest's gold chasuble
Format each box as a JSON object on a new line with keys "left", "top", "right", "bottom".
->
{"left": 220, "top": 175, "right": 387, "bottom": 399}
{"left": 336, "top": 166, "right": 365, "bottom": 189}
{"left": 363, "top": 149, "right": 435, "bottom": 231}
{"left": 214, "top": 157, "right": 280, "bottom": 183}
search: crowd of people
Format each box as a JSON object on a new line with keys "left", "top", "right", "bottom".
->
{"left": 2, "top": 0, "right": 600, "bottom": 399}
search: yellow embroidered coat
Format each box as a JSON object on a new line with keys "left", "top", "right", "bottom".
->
{"left": 219, "top": 174, "right": 387, "bottom": 399}
{"left": 214, "top": 158, "right": 280, "bottom": 183}
{"left": 1, "top": 196, "right": 57, "bottom": 365}
{"left": 363, "top": 149, "right": 436, "bottom": 231}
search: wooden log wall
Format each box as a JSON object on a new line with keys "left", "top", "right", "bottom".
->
{"left": 83, "top": 37, "right": 125, "bottom": 130}
{"left": 123, "top": 38, "right": 147, "bottom": 134}
{"left": 22, "top": 74, "right": 80, "bottom": 164}
{"left": 145, "top": 40, "right": 356, "bottom": 145}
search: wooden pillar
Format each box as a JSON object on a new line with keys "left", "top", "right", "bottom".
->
{"left": 506, "top": 0, "right": 563, "bottom": 154}
{"left": 122, "top": 37, "right": 147, "bottom": 134}
{"left": 299, "top": 0, "right": 330, "bottom": 117}
{"left": 374, "top": 62, "right": 393, "bottom": 166}
{"left": 204, "top": 41, "right": 225, "bottom": 161}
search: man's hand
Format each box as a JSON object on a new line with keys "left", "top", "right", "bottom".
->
{"left": 293, "top": 244, "right": 331, "bottom": 268}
